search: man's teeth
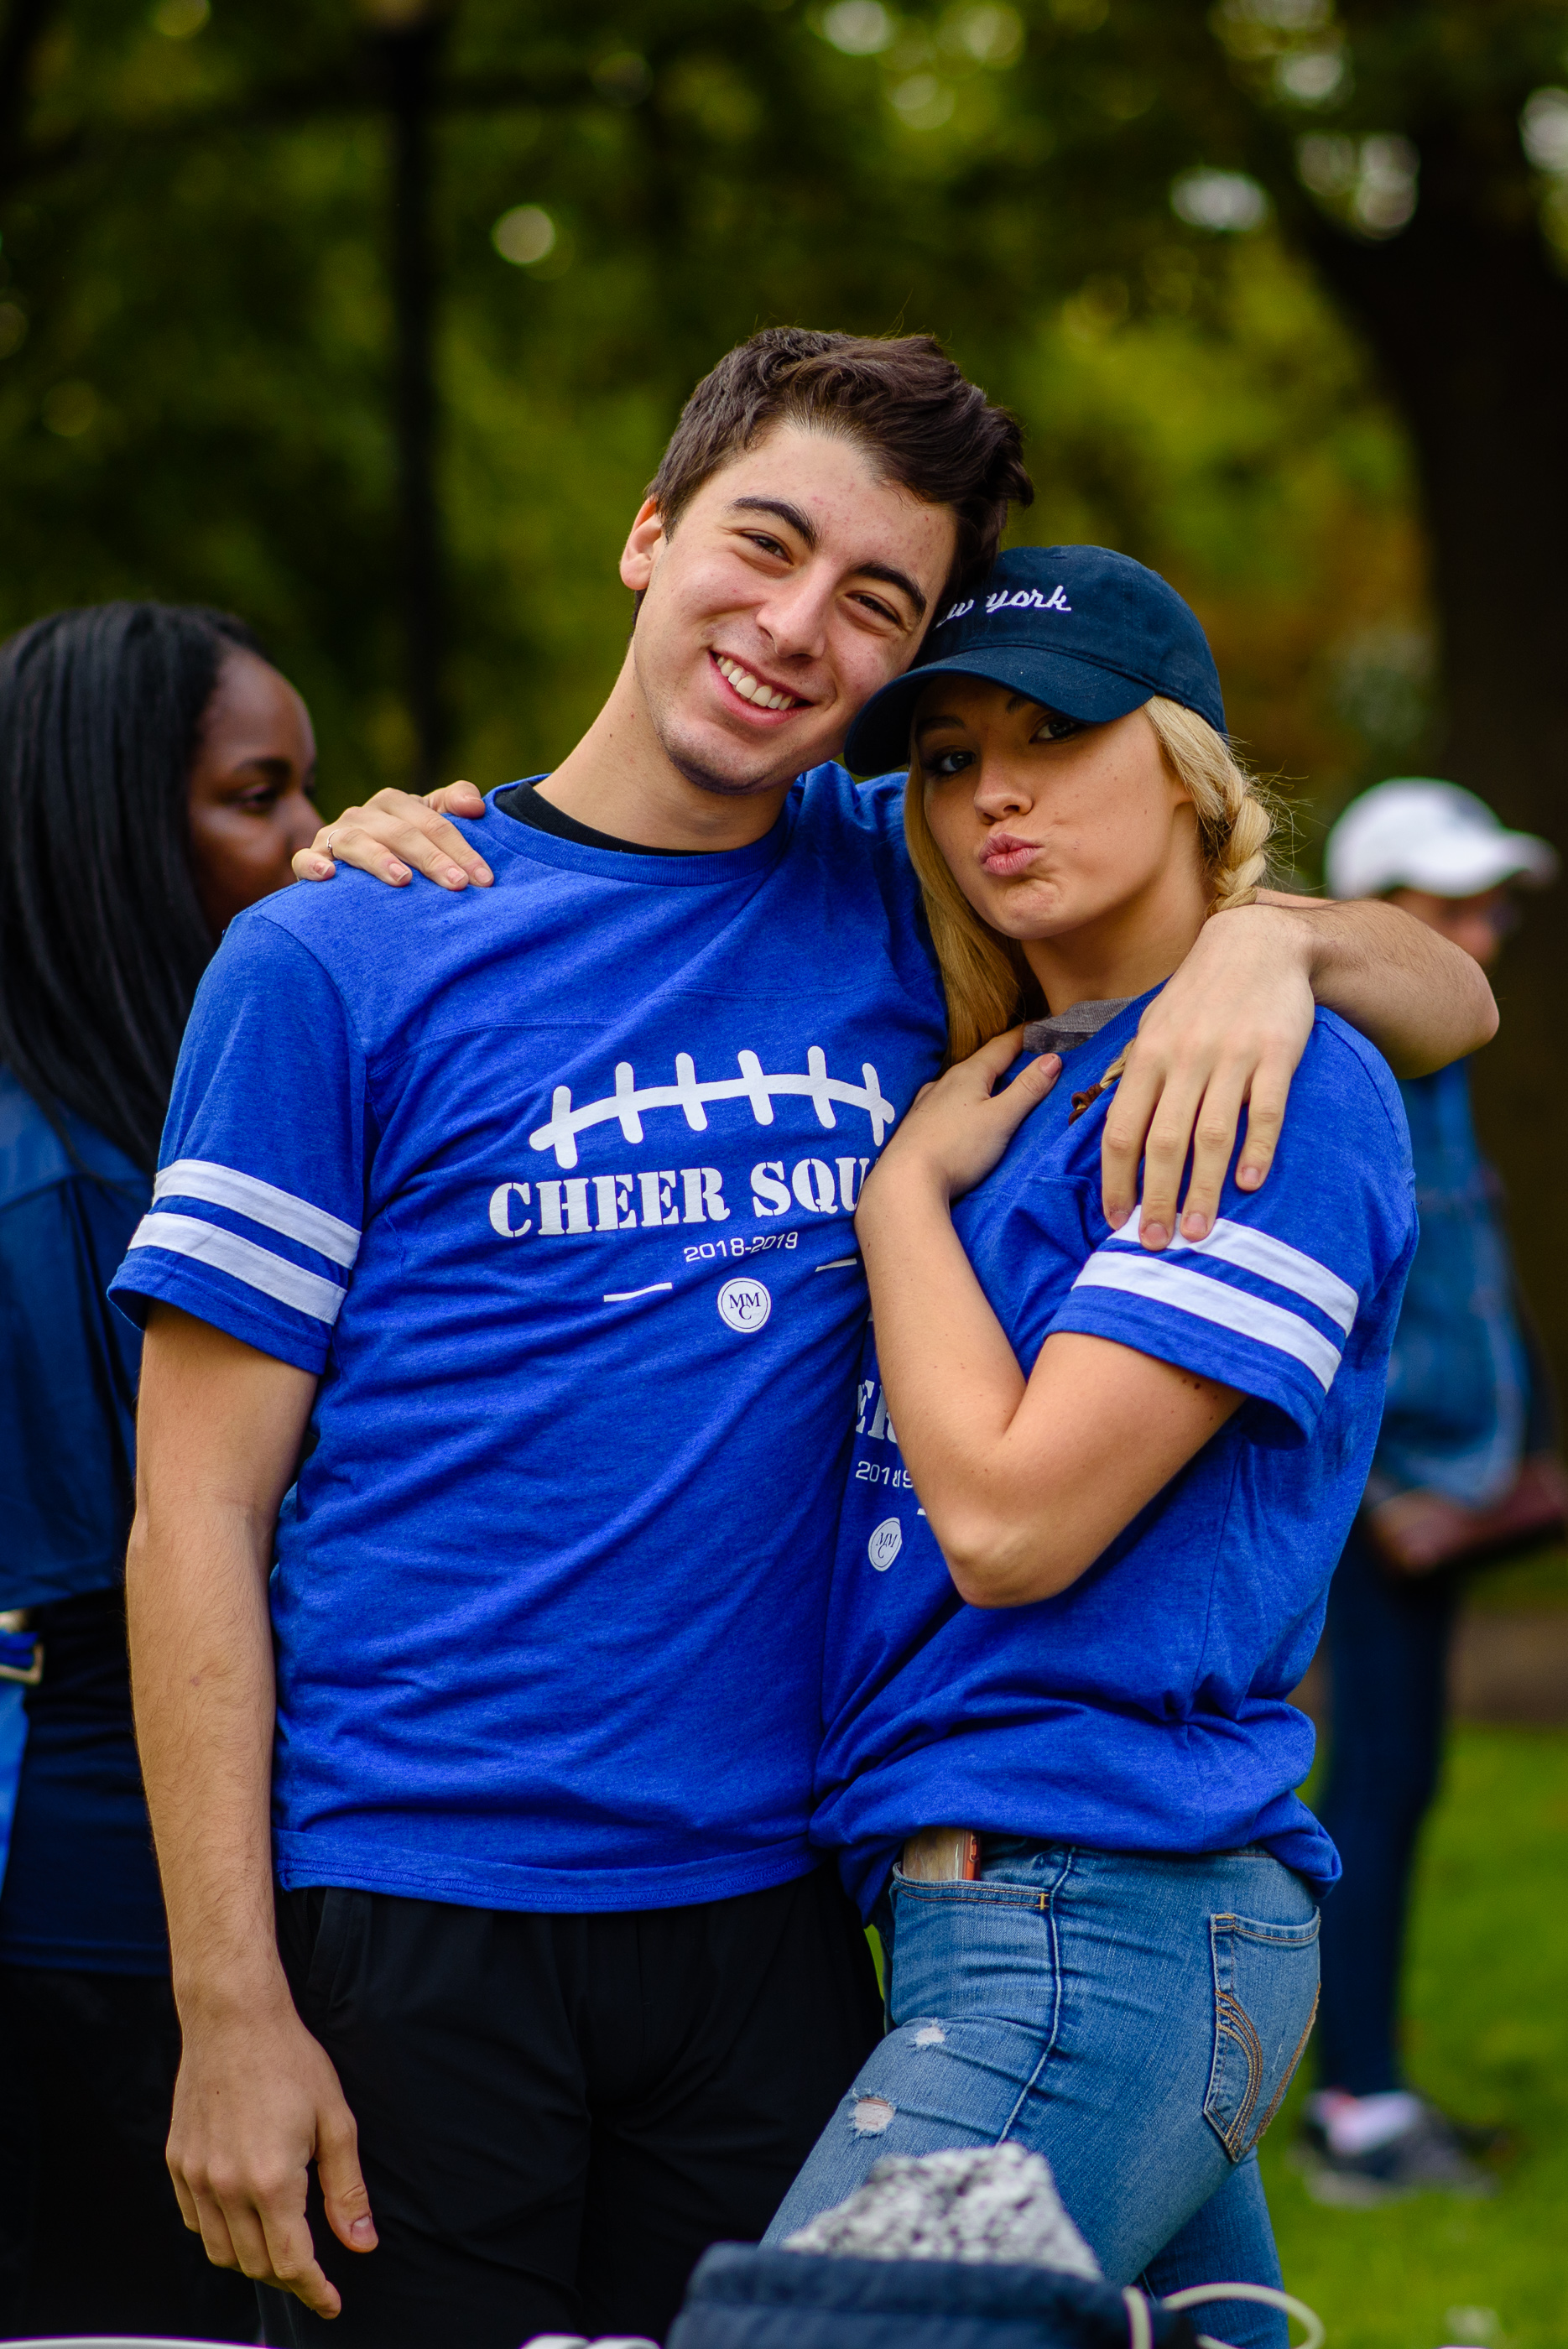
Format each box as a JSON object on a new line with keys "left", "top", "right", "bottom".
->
{"left": 716, "top": 655, "right": 799, "bottom": 712}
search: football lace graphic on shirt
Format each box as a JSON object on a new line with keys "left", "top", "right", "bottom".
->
{"left": 529, "top": 1048, "right": 897, "bottom": 1170}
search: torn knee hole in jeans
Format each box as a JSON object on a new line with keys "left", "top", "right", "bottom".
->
{"left": 852, "top": 2095, "right": 897, "bottom": 2135}
{"left": 914, "top": 2022, "right": 947, "bottom": 2047}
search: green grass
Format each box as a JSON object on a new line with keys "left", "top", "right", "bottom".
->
{"left": 1462, "top": 1547, "right": 1568, "bottom": 1613}
{"left": 1261, "top": 1726, "right": 1568, "bottom": 2349}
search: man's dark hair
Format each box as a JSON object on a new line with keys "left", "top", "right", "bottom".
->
{"left": 649, "top": 329, "right": 1033, "bottom": 598}
{"left": 0, "top": 601, "right": 265, "bottom": 1174}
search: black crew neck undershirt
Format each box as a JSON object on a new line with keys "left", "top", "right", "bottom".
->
{"left": 495, "top": 779, "right": 701, "bottom": 858}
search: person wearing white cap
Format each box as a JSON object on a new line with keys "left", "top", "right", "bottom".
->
{"left": 1300, "top": 778, "right": 1561, "bottom": 2203}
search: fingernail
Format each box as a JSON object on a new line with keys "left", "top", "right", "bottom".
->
{"left": 444, "top": 867, "right": 466, "bottom": 887}
{"left": 388, "top": 862, "right": 410, "bottom": 883}
{"left": 1182, "top": 1211, "right": 1210, "bottom": 1240}
{"left": 313, "top": 856, "right": 333, "bottom": 875}
{"left": 1237, "top": 1165, "right": 1262, "bottom": 1190}
{"left": 350, "top": 2218, "right": 375, "bottom": 2244}
{"left": 1141, "top": 1221, "right": 1169, "bottom": 1250}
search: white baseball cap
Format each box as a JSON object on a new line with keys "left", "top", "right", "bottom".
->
{"left": 1326, "top": 778, "right": 1558, "bottom": 901}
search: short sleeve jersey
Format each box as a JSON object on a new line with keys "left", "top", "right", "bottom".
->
{"left": 815, "top": 997, "right": 1416, "bottom": 1916}
{"left": 110, "top": 772, "right": 947, "bottom": 1914}
{"left": 0, "top": 1070, "right": 167, "bottom": 1973}
{"left": 0, "top": 1067, "right": 146, "bottom": 1612}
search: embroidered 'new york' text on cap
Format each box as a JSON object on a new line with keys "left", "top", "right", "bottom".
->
{"left": 845, "top": 544, "right": 1226, "bottom": 775}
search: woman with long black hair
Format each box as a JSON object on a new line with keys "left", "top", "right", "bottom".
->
{"left": 0, "top": 602, "right": 320, "bottom": 2337}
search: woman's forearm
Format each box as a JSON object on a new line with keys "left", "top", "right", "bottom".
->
{"left": 855, "top": 1168, "right": 1035, "bottom": 1591}
{"left": 857, "top": 1163, "right": 1242, "bottom": 1607}
{"left": 1255, "top": 891, "right": 1498, "bottom": 1077}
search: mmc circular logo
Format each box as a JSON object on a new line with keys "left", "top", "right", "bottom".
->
{"left": 717, "top": 1275, "right": 772, "bottom": 1334}
{"left": 867, "top": 1518, "right": 903, "bottom": 1572}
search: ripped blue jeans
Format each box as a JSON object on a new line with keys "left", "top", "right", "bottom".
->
{"left": 763, "top": 1841, "right": 1320, "bottom": 2349}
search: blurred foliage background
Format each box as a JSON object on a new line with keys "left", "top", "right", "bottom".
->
{"left": 3, "top": 0, "right": 1568, "bottom": 1352}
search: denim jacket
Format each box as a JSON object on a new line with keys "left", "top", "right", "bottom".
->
{"left": 1367, "top": 1060, "right": 1531, "bottom": 1510}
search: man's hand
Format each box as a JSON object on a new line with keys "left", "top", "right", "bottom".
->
{"left": 1102, "top": 904, "right": 1315, "bottom": 1251}
{"left": 295, "top": 781, "right": 492, "bottom": 891}
{"left": 1102, "top": 891, "right": 1498, "bottom": 1249}
{"left": 169, "top": 1985, "right": 375, "bottom": 2318}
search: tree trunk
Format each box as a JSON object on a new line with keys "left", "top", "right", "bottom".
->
{"left": 0, "top": 0, "right": 60, "bottom": 183}
{"left": 1304, "top": 135, "right": 1568, "bottom": 1388}
{"left": 376, "top": 15, "right": 447, "bottom": 789}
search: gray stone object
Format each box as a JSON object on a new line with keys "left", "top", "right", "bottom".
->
{"left": 782, "top": 2143, "right": 1102, "bottom": 2279}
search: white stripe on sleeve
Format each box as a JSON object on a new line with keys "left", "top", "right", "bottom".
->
{"left": 1072, "top": 1250, "right": 1343, "bottom": 1391}
{"left": 154, "top": 1159, "right": 360, "bottom": 1268}
{"left": 1112, "top": 1208, "right": 1357, "bottom": 1334}
{"left": 128, "top": 1211, "right": 347, "bottom": 1326}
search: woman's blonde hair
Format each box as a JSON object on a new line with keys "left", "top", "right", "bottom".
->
{"left": 904, "top": 695, "right": 1279, "bottom": 1065}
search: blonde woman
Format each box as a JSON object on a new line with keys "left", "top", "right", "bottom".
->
{"left": 764, "top": 548, "right": 1416, "bottom": 2342}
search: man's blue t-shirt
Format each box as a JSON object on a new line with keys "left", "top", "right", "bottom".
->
{"left": 815, "top": 997, "right": 1417, "bottom": 1916}
{"left": 110, "top": 772, "right": 947, "bottom": 1914}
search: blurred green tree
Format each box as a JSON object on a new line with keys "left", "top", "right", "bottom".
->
{"left": 2, "top": 0, "right": 1565, "bottom": 1341}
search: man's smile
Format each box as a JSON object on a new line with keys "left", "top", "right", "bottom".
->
{"left": 710, "top": 649, "right": 815, "bottom": 717}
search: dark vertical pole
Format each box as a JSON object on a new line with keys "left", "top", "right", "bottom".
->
{"left": 378, "top": 13, "right": 446, "bottom": 788}
{"left": 0, "top": 0, "right": 62, "bottom": 184}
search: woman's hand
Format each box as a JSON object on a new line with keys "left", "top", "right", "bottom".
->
{"left": 859, "top": 1030, "right": 1061, "bottom": 1219}
{"left": 293, "top": 781, "right": 493, "bottom": 891}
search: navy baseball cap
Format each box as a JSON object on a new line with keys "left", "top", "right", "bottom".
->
{"left": 844, "top": 544, "right": 1226, "bottom": 775}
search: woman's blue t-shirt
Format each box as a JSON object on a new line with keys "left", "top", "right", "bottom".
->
{"left": 815, "top": 996, "right": 1417, "bottom": 1914}
{"left": 0, "top": 1068, "right": 169, "bottom": 1972}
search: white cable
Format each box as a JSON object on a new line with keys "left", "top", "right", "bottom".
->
{"left": 1123, "top": 2286, "right": 1154, "bottom": 2349}
{"left": 1160, "top": 2281, "right": 1325, "bottom": 2349}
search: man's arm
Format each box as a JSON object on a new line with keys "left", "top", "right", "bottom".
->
{"left": 127, "top": 1305, "right": 374, "bottom": 2319}
{"left": 1102, "top": 893, "right": 1498, "bottom": 1250}
{"left": 294, "top": 800, "right": 1497, "bottom": 1258}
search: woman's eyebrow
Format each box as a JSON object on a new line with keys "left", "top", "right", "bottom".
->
{"left": 916, "top": 693, "right": 1050, "bottom": 737}
{"left": 219, "top": 754, "right": 294, "bottom": 784}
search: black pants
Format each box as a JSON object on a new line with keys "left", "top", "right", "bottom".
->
{"left": 0, "top": 1964, "right": 258, "bottom": 2341}
{"left": 1315, "top": 1524, "right": 1464, "bottom": 2095}
{"left": 264, "top": 1866, "right": 883, "bottom": 2349}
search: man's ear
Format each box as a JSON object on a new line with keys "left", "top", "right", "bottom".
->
{"left": 621, "top": 497, "right": 667, "bottom": 594}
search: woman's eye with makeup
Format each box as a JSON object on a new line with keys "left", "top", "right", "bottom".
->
{"left": 1034, "top": 713, "right": 1087, "bottom": 743}
{"left": 925, "top": 747, "right": 975, "bottom": 779}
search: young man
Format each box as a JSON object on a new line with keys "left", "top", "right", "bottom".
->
{"left": 114, "top": 332, "right": 1496, "bottom": 2349}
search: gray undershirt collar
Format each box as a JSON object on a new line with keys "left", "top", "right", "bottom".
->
{"left": 1022, "top": 997, "right": 1133, "bottom": 1057}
